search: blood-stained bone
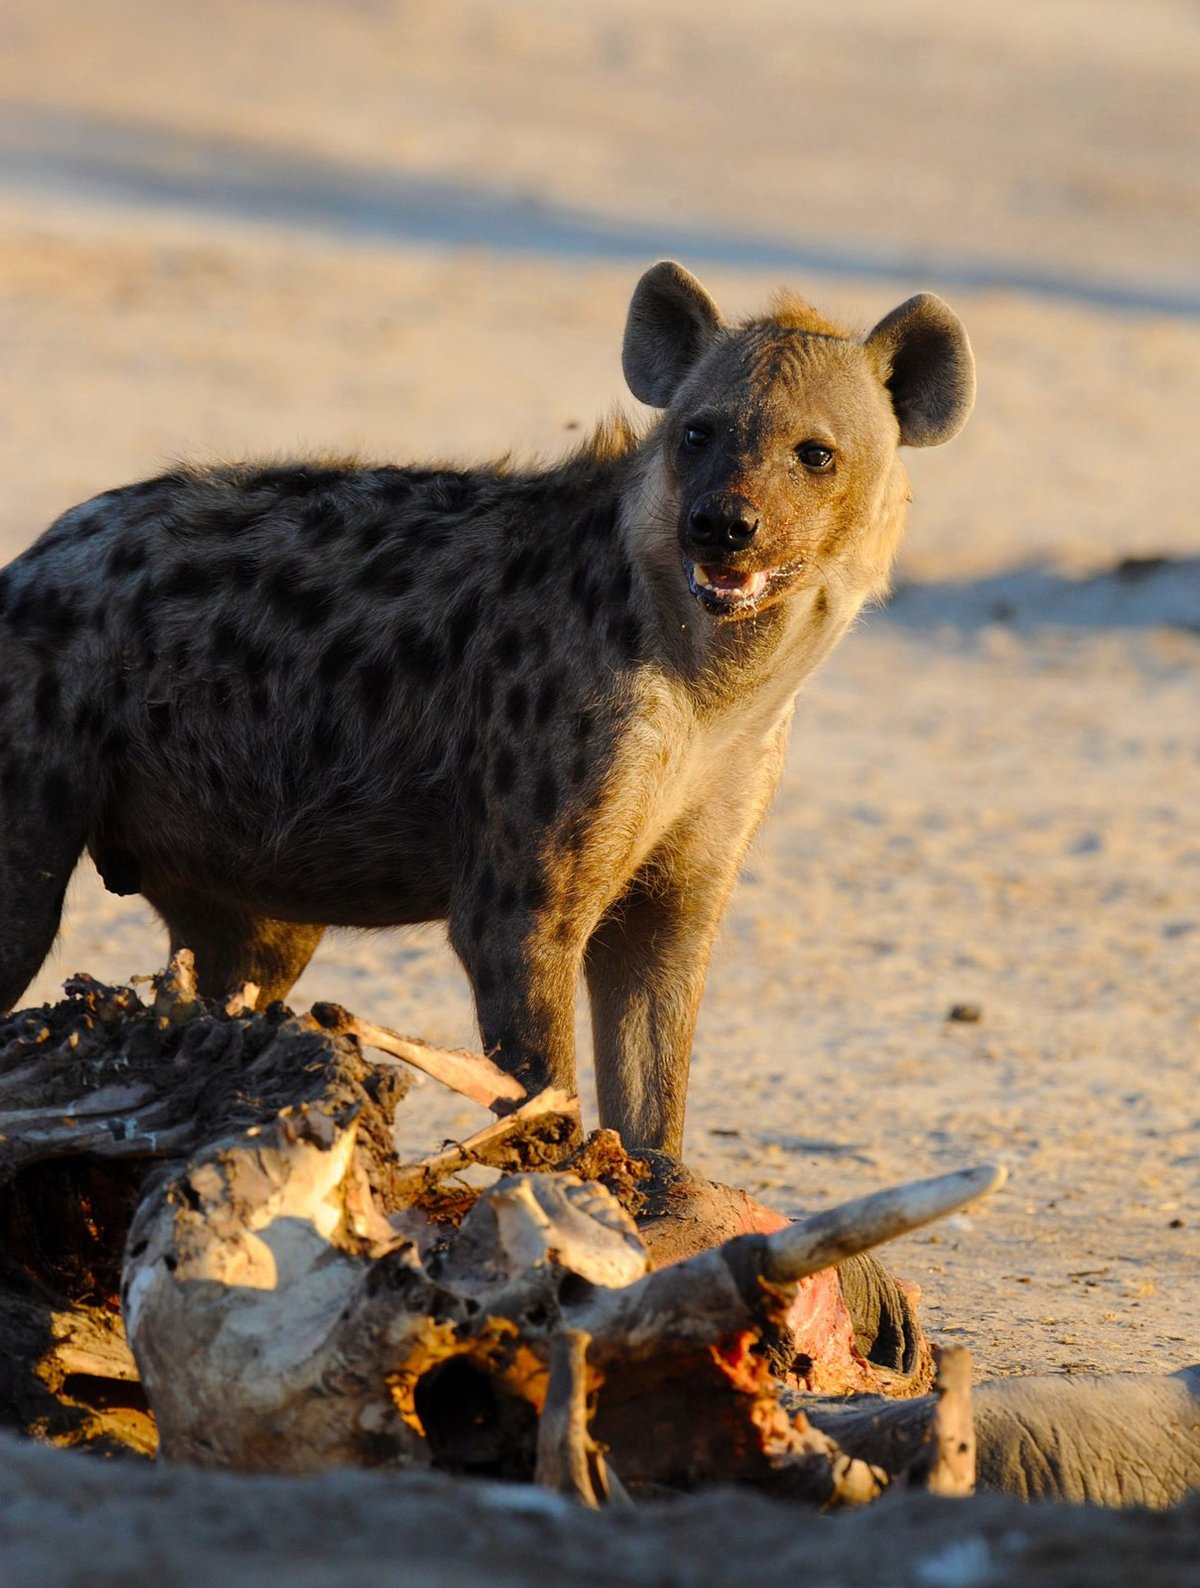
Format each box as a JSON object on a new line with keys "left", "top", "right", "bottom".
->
{"left": 120, "top": 1089, "right": 1002, "bottom": 1492}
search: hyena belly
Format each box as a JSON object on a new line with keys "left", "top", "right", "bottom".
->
{"left": 0, "top": 457, "right": 639, "bottom": 1012}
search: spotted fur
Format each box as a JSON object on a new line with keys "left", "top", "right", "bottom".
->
{"left": 0, "top": 262, "right": 973, "bottom": 1154}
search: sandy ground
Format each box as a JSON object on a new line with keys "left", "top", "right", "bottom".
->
{"left": 1, "top": 0, "right": 1198, "bottom": 1417}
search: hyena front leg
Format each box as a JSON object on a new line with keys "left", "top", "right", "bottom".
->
{"left": 141, "top": 881, "right": 325, "bottom": 1007}
{"left": 585, "top": 747, "right": 787, "bottom": 1157}
{"left": 450, "top": 889, "right": 583, "bottom": 1104}
{"left": 584, "top": 859, "right": 734, "bottom": 1158}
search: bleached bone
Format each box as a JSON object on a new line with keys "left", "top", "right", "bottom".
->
{"left": 124, "top": 1086, "right": 1001, "bottom": 1483}
{"left": 313, "top": 1004, "right": 526, "bottom": 1110}
{"left": 481, "top": 1173, "right": 648, "bottom": 1290}
{"left": 534, "top": 1328, "right": 628, "bottom": 1506}
{"left": 392, "top": 1087, "right": 579, "bottom": 1200}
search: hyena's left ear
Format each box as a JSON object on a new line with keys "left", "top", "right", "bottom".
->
{"left": 865, "top": 294, "right": 975, "bottom": 447}
{"left": 622, "top": 261, "right": 724, "bottom": 408}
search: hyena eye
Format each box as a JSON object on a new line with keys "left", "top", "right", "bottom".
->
{"left": 796, "top": 442, "right": 835, "bottom": 471}
{"left": 682, "top": 424, "right": 711, "bottom": 452}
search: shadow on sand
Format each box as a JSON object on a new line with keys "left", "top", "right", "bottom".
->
{"left": 3, "top": 105, "right": 1200, "bottom": 320}
{"left": 884, "top": 556, "right": 1200, "bottom": 634}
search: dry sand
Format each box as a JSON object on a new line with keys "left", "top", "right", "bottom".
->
{"left": 1, "top": 0, "right": 1197, "bottom": 1420}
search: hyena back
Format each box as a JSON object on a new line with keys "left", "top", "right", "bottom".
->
{"left": 0, "top": 262, "right": 973, "bottom": 1155}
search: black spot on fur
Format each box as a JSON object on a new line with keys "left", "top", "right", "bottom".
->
{"left": 569, "top": 566, "right": 599, "bottom": 625}
{"left": 106, "top": 538, "right": 148, "bottom": 578}
{"left": 354, "top": 546, "right": 410, "bottom": 601}
{"left": 262, "top": 563, "right": 335, "bottom": 629}
{"left": 352, "top": 513, "right": 395, "bottom": 555}
{"left": 497, "top": 881, "right": 518, "bottom": 913}
{"left": 528, "top": 624, "right": 552, "bottom": 666}
{"left": 371, "top": 468, "right": 427, "bottom": 504}
{"left": 610, "top": 563, "right": 633, "bottom": 606}
{"left": 126, "top": 577, "right": 156, "bottom": 637}
{"left": 492, "top": 746, "right": 516, "bottom": 797}
{"left": 209, "top": 616, "right": 240, "bottom": 662}
{"left": 292, "top": 583, "right": 335, "bottom": 630}
{"left": 583, "top": 504, "right": 613, "bottom": 541}
{"left": 248, "top": 680, "right": 271, "bottom": 718}
{"left": 504, "top": 682, "right": 528, "bottom": 731}
{"left": 147, "top": 701, "right": 173, "bottom": 738}
{"left": 477, "top": 665, "right": 494, "bottom": 719}
{"left": 100, "top": 727, "right": 126, "bottom": 763}
{"left": 500, "top": 545, "right": 550, "bottom": 597}
{"left": 357, "top": 657, "right": 394, "bottom": 717}
{"left": 534, "top": 675, "right": 561, "bottom": 726}
{"left": 608, "top": 611, "right": 642, "bottom": 660}
{"left": 814, "top": 588, "right": 829, "bottom": 617}
{"left": 250, "top": 464, "right": 350, "bottom": 497}
{"left": 316, "top": 628, "right": 358, "bottom": 686}
{"left": 33, "top": 672, "right": 60, "bottom": 727}
{"left": 40, "top": 768, "right": 72, "bottom": 823}
{"left": 425, "top": 476, "right": 475, "bottom": 515}
{"left": 574, "top": 708, "right": 595, "bottom": 742}
{"left": 462, "top": 779, "right": 486, "bottom": 822}
{"left": 308, "top": 715, "right": 340, "bottom": 769}
{"left": 396, "top": 629, "right": 441, "bottom": 678}
{"left": 447, "top": 593, "right": 482, "bottom": 665}
{"left": 534, "top": 771, "right": 559, "bottom": 825}
{"left": 478, "top": 866, "right": 496, "bottom": 907}
{"left": 222, "top": 549, "right": 260, "bottom": 587}
{"left": 469, "top": 907, "right": 487, "bottom": 943}
{"left": 8, "top": 584, "right": 81, "bottom": 641}
{"left": 494, "top": 627, "right": 523, "bottom": 670}
{"left": 570, "top": 750, "right": 589, "bottom": 785}
{"left": 522, "top": 875, "right": 547, "bottom": 912}
{"left": 161, "top": 560, "right": 208, "bottom": 601}
{"left": 476, "top": 963, "right": 495, "bottom": 999}
{"left": 71, "top": 698, "right": 101, "bottom": 739}
{"left": 243, "top": 637, "right": 271, "bottom": 678}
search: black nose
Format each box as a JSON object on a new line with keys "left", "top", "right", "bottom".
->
{"left": 687, "top": 496, "right": 759, "bottom": 552}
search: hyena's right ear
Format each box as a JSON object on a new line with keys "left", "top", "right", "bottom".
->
{"left": 622, "top": 261, "right": 724, "bottom": 408}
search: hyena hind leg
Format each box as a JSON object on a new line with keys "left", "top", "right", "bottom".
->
{"left": 0, "top": 796, "right": 93, "bottom": 1013}
{"left": 142, "top": 883, "right": 325, "bottom": 1008}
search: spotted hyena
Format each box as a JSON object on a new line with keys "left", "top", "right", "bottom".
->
{"left": 0, "top": 262, "right": 973, "bottom": 1154}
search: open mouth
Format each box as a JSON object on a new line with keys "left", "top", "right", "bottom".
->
{"left": 685, "top": 560, "right": 797, "bottom": 618}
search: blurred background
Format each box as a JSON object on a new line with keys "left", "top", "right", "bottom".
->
{"left": 2, "top": 0, "right": 1198, "bottom": 574}
{"left": 1, "top": 0, "right": 1198, "bottom": 1374}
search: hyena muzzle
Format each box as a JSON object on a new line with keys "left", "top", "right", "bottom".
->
{"left": 0, "top": 262, "right": 973, "bottom": 1155}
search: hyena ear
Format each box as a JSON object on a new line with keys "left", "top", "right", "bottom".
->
{"left": 622, "top": 261, "right": 724, "bottom": 408}
{"left": 864, "top": 294, "right": 976, "bottom": 447}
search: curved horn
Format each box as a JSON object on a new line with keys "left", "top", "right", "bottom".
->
{"left": 762, "top": 1164, "right": 1007, "bottom": 1285}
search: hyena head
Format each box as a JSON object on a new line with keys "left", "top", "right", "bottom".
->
{"left": 621, "top": 261, "right": 975, "bottom": 629}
